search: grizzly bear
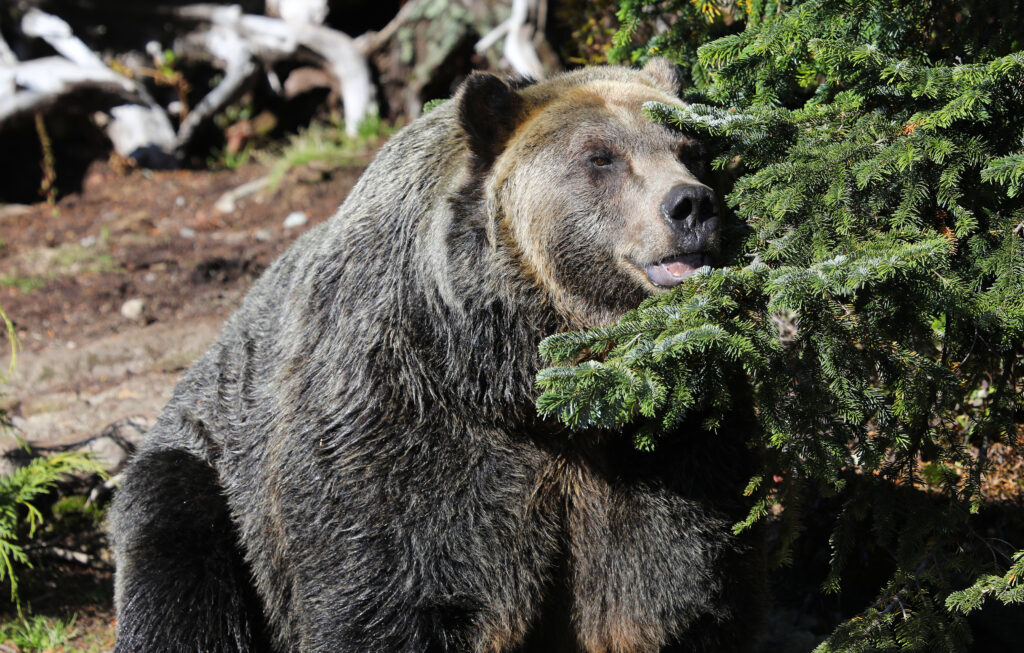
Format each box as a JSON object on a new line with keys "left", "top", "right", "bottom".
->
{"left": 111, "top": 59, "right": 762, "bottom": 652}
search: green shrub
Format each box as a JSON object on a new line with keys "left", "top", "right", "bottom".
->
{"left": 0, "top": 309, "right": 103, "bottom": 605}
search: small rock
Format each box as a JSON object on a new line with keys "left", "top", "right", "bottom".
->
{"left": 121, "top": 298, "right": 146, "bottom": 321}
{"left": 156, "top": 350, "right": 198, "bottom": 373}
{"left": 83, "top": 435, "right": 134, "bottom": 475}
{"left": 82, "top": 416, "right": 149, "bottom": 475}
{"left": 214, "top": 196, "right": 237, "bottom": 214}
{"left": 283, "top": 211, "right": 308, "bottom": 229}
{"left": 253, "top": 228, "right": 274, "bottom": 242}
{"left": 80, "top": 235, "right": 98, "bottom": 248}
{"left": 175, "top": 195, "right": 186, "bottom": 207}
{"left": 180, "top": 227, "right": 197, "bottom": 239}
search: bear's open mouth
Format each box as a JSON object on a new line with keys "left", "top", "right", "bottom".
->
{"left": 644, "top": 253, "right": 708, "bottom": 288}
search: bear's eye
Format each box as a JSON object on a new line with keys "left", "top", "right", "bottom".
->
{"left": 589, "top": 153, "right": 615, "bottom": 168}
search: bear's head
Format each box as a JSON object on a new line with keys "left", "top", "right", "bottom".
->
{"left": 457, "top": 59, "right": 720, "bottom": 328}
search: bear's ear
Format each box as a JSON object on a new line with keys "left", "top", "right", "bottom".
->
{"left": 642, "top": 57, "right": 681, "bottom": 96}
{"left": 456, "top": 73, "right": 523, "bottom": 168}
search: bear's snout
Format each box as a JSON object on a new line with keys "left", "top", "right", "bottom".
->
{"left": 634, "top": 183, "right": 721, "bottom": 289}
{"left": 660, "top": 183, "right": 718, "bottom": 233}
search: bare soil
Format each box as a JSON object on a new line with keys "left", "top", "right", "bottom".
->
{"left": 1, "top": 159, "right": 365, "bottom": 445}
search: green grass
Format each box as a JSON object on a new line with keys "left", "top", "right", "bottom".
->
{"left": 3, "top": 238, "right": 123, "bottom": 295}
{"left": 51, "top": 495, "right": 106, "bottom": 532}
{"left": 0, "top": 614, "right": 77, "bottom": 651}
{"left": 0, "top": 276, "right": 45, "bottom": 293}
{"left": 262, "top": 115, "right": 396, "bottom": 190}
{"left": 207, "top": 142, "right": 255, "bottom": 171}
{"left": 50, "top": 243, "right": 121, "bottom": 276}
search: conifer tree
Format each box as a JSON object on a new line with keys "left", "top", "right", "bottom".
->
{"left": 539, "top": 1, "right": 1024, "bottom": 648}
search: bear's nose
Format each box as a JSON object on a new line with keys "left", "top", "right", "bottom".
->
{"left": 661, "top": 184, "right": 718, "bottom": 231}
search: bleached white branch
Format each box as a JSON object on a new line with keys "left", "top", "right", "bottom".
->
{"left": 0, "top": 27, "right": 18, "bottom": 66}
{"left": 475, "top": 17, "right": 512, "bottom": 54}
{"left": 21, "top": 8, "right": 106, "bottom": 68}
{"left": 13, "top": 9, "right": 177, "bottom": 165}
{"left": 0, "top": 57, "right": 136, "bottom": 127}
{"left": 266, "top": 0, "right": 329, "bottom": 25}
{"left": 294, "top": 23, "right": 375, "bottom": 134}
{"left": 176, "top": 21, "right": 259, "bottom": 148}
{"left": 175, "top": 4, "right": 375, "bottom": 137}
{"left": 475, "top": 0, "right": 544, "bottom": 79}
{"left": 353, "top": 0, "right": 419, "bottom": 55}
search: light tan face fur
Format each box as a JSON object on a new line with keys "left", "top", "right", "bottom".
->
{"left": 488, "top": 78, "right": 718, "bottom": 328}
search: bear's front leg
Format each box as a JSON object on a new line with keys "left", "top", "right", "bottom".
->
{"left": 112, "top": 446, "right": 272, "bottom": 653}
{"left": 566, "top": 471, "right": 761, "bottom": 653}
{"left": 279, "top": 428, "right": 566, "bottom": 652}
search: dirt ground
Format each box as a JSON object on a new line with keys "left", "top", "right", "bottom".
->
{"left": 0, "top": 158, "right": 367, "bottom": 649}
{"left": 1, "top": 159, "right": 365, "bottom": 445}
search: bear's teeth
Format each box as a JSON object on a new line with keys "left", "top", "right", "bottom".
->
{"left": 645, "top": 254, "right": 705, "bottom": 287}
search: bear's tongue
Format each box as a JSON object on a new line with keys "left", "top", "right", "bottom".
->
{"left": 645, "top": 254, "right": 705, "bottom": 288}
